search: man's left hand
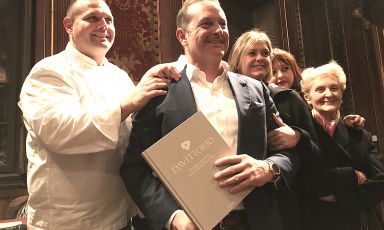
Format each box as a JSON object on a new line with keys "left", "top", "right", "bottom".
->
{"left": 214, "top": 154, "right": 273, "bottom": 194}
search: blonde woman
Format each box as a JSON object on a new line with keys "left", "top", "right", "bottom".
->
{"left": 228, "top": 28, "right": 313, "bottom": 230}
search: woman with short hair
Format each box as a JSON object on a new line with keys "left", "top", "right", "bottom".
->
{"left": 299, "top": 60, "right": 384, "bottom": 230}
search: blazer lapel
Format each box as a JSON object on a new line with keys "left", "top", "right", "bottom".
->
{"left": 332, "top": 122, "right": 353, "bottom": 160}
{"left": 314, "top": 119, "right": 353, "bottom": 162}
{"left": 227, "top": 72, "right": 250, "bottom": 117}
{"left": 162, "top": 67, "right": 197, "bottom": 121}
{"left": 227, "top": 72, "right": 251, "bottom": 154}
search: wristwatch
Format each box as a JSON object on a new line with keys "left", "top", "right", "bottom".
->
{"left": 266, "top": 160, "right": 281, "bottom": 182}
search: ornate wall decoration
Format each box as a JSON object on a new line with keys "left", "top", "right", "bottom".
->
{"left": 106, "top": 0, "right": 159, "bottom": 82}
{"left": 352, "top": 7, "right": 371, "bottom": 30}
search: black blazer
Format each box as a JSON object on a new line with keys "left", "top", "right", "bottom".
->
{"left": 269, "top": 87, "right": 314, "bottom": 137}
{"left": 300, "top": 118, "right": 384, "bottom": 230}
{"left": 269, "top": 87, "right": 317, "bottom": 230}
{"left": 120, "top": 69, "right": 299, "bottom": 230}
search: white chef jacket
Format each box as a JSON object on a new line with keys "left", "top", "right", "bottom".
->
{"left": 18, "top": 43, "right": 137, "bottom": 230}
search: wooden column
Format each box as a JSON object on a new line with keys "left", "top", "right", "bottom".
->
{"left": 158, "top": 0, "right": 183, "bottom": 63}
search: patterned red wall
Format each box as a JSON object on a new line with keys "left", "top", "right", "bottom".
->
{"left": 106, "top": 0, "right": 159, "bottom": 82}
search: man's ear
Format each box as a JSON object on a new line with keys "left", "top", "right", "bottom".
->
{"left": 176, "top": 28, "right": 188, "bottom": 47}
{"left": 63, "top": 17, "right": 73, "bottom": 34}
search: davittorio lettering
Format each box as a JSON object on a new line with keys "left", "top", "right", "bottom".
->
{"left": 170, "top": 137, "right": 214, "bottom": 174}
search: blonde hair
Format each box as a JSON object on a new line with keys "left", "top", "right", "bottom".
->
{"left": 301, "top": 60, "right": 347, "bottom": 95}
{"left": 227, "top": 28, "right": 273, "bottom": 82}
{"left": 176, "top": 0, "right": 220, "bottom": 31}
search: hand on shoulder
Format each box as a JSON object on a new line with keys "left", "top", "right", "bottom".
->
{"left": 120, "top": 63, "right": 181, "bottom": 120}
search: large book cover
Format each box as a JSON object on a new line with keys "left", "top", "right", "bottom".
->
{"left": 142, "top": 111, "right": 251, "bottom": 230}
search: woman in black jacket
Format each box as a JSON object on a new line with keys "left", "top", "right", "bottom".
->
{"left": 299, "top": 61, "right": 384, "bottom": 230}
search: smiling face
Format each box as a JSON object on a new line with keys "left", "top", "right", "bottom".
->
{"left": 64, "top": 0, "right": 115, "bottom": 64}
{"left": 271, "top": 60, "right": 295, "bottom": 89}
{"left": 238, "top": 41, "right": 271, "bottom": 81}
{"left": 305, "top": 74, "right": 343, "bottom": 120}
{"left": 176, "top": 1, "right": 229, "bottom": 65}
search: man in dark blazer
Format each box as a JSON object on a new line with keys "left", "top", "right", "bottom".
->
{"left": 120, "top": 0, "right": 299, "bottom": 229}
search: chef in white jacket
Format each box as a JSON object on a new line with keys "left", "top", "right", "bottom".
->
{"left": 18, "top": 0, "right": 179, "bottom": 229}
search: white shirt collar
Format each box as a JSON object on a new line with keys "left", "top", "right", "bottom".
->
{"left": 183, "top": 59, "right": 229, "bottom": 82}
{"left": 66, "top": 43, "right": 109, "bottom": 67}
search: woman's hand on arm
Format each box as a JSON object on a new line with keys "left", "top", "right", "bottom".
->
{"left": 343, "top": 114, "right": 365, "bottom": 129}
{"left": 267, "top": 113, "right": 301, "bottom": 150}
{"left": 355, "top": 170, "right": 367, "bottom": 185}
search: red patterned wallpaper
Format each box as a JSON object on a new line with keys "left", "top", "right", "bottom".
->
{"left": 105, "top": 0, "right": 159, "bottom": 82}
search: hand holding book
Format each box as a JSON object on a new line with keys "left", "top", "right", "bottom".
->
{"left": 142, "top": 111, "right": 252, "bottom": 230}
{"left": 214, "top": 155, "right": 274, "bottom": 193}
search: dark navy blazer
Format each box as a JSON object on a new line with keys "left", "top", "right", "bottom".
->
{"left": 121, "top": 68, "right": 299, "bottom": 230}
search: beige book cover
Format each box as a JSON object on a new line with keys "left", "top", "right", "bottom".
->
{"left": 142, "top": 111, "right": 251, "bottom": 230}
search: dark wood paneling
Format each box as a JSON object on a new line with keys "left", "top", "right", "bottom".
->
{"left": 367, "top": 26, "right": 384, "bottom": 154}
{"left": 34, "top": 0, "right": 69, "bottom": 62}
{"left": 34, "top": 0, "right": 51, "bottom": 62}
{"left": 274, "top": 0, "right": 288, "bottom": 50}
{"left": 218, "top": 0, "right": 254, "bottom": 61}
{"left": 158, "top": 0, "right": 183, "bottom": 63}
{"left": 340, "top": 0, "right": 384, "bottom": 153}
{"left": 299, "top": 0, "right": 332, "bottom": 66}
{"left": 283, "top": 0, "right": 305, "bottom": 68}
{"left": 33, "top": 0, "right": 51, "bottom": 62}
{"left": 324, "top": 0, "right": 354, "bottom": 115}
{"left": 221, "top": 0, "right": 277, "bottom": 60}
{"left": 364, "top": 0, "right": 384, "bottom": 27}
{"left": 54, "top": 1, "right": 70, "bottom": 53}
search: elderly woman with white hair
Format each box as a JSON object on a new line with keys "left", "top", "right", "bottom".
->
{"left": 299, "top": 60, "right": 384, "bottom": 230}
